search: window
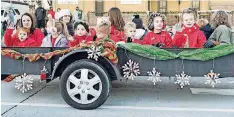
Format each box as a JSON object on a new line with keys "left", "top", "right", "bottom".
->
{"left": 120, "top": 0, "right": 141, "bottom": 4}
{"left": 14, "top": 9, "right": 20, "bottom": 15}
{"left": 159, "top": 0, "right": 167, "bottom": 13}
{"left": 58, "top": 0, "right": 78, "bottom": 4}
{"left": 1, "top": 10, "right": 4, "bottom": 16}
{"left": 192, "top": 0, "right": 200, "bottom": 10}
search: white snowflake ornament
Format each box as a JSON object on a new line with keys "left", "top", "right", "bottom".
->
{"left": 15, "top": 73, "right": 33, "bottom": 93}
{"left": 122, "top": 60, "right": 140, "bottom": 80}
{"left": 204, "top": 70, "right": 221, "bottom": 88}
{"left": 147, "top": 68, "right": 161, "bottom": 85}
{"left": 175, "top": 71, "right": 190, "bottom": 89}
{"left": 87, "top": 44, "right": 102, "bottom": 61}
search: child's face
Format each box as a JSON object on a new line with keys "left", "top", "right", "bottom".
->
{"left": 182, "top": 13, "right": 195, "bottom": 28}
{"left": 76, "top": 24, "right": 87, "bottom": 36}
{"left": 153, "top": 16, "right": 164, "bottom": 30}
{"left": 62, "top": 15, "right": 70, "bottom": 24}
{"left": 126, "top": 28, "right": 136, "bottom": 38}
{"left": 18, "top": 30, "right": 28, "bottom": 42}
{"left": 50, "top": 26, "right": 58, "bottom": 35}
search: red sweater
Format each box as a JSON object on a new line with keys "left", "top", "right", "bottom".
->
{"left": 110, "top": 26, "right": 125, "bottom": 42}
{"left": 69, "top": 35, "right": 92, "bottom": 47}
{"left": 142, "top": 31, "right": 172, "bottom": 48}
{"left": 48, "top": 10, "right": 55, "bottom": 19}
{"left": 4, "top": 28, "right": 44, "bottom": 47}
{"left": 173, "top": 24, "right": 206, "bottom": 48}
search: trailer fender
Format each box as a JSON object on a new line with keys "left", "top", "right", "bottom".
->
{"left": 50, "top": 49, "right": 121, "bottom": 82}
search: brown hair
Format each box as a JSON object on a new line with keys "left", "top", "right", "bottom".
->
{"left": 210, "top": 10, "right": 231, "bottom": 29}
{"left": 181, "top": 8, "right": 198, "bottom": 21}
{"left": 20, "top": 13, "right": 35, "bottom": 34}
{"left": 55, "top": 21, "right": 69, "bottom": 37}
{"left": 108, "top": 7, "right": 125, "bottom": 31}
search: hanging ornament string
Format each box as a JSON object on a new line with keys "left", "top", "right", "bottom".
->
{"left": 124, "top": 48, "right": 132, "bottom": 60}
{"left": 182, "top": 59, "right": 185, "bottom": 71}
{"left": 22, "top": 56, "right": 26, "bottom": 71}
{"left": 212, "top": 59, "right": 215, "bottom": 71}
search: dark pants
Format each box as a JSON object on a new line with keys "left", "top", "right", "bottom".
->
{"left": 37, "top": 20, "right": 45, "bottom": 28}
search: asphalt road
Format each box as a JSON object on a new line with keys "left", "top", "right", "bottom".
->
{"left": 1, "top": 76, "right": 234, "bottom": 117}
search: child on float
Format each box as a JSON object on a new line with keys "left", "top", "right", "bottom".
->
{"left": 123, "top": 22, "right": 142, "bottom": 44}
{"left": 204, "top": 10, "right": 233, "bottom": 48}
{"left": 142, "top": 12, "right": 172, "bottom": 48}
{"left": 41, "top": 21, "right": 68, "bottom": 47}
{"left": 94, "top": 17, "right": 119, "bottom": 42}
{"left": 197, "top": 18, "right": 213, "bottom": 40}
{"left": 4, "top": 27, "right": 37, "bottom": 47}
{"left": 108, "top": 7, "right": 125, "bottom": 41}
{"left": 68, "top": 22, "right": 92, "bottom": 47}
{"left": 173, "top": 8, "right": 206, "bottom": 48}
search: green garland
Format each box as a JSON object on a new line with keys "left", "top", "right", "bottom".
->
{"left": 118, "top": 43, "right": 234, "bottom": 61}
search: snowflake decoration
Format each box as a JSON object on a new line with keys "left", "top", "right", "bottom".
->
{"left": 15, "top": 73, "right": 33, "bottom": 93}
{"left": 147, "top": 68, "right": 161, "bottom": 85}
{"left": 204, "top": 70, "right": 221, "bottom": 88}
{"left": 87, "top": 44, "right": 102, "bottom": 61}
{"left": 175, "top": 71, "right": 190, "bottom": 89}
{"left": 122, "top": 60, "right": 140, "bottom": 80}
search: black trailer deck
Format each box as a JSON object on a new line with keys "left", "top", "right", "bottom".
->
{"left": 1, "top": 47, "right": 234, "bottom": 78}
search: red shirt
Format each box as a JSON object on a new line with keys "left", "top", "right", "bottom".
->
{"left": 69, "top": 35, "right": 92, "bottom": 47}
{"left": 48, "top": 10, "right": 55, "bottom": 19}
{"left": 173, "top": 24, "right": 206, "bottom": 48}
{"left": 4, "top": 28, "right": 44, "bottom": 47}
{"left": 110, "top": 26, "right": 125, "bottom": 42}
{"left": 51, "top": 37, "right": 57, "bottom": 47}
{"left": 142, "top": 31, "right": 172, "bottom": 48}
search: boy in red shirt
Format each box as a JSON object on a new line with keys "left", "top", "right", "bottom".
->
{"left": 123, "top": 22, "right": 142, "bottom": 44}
{"left": 4, "top": 27, "right": 37, "bottom": 47}
{"left": 173, "top": 8, "right": 206, "bottom": 48}
{"left": 68, "top": 22, "right": 92, "bottom": 47}
{"left": 142, "top": 12, "right": 172, "bottom": 48}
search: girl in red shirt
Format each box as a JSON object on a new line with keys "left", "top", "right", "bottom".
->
{"left": 108, "top": 7, "right": 125, "bottom": 41}
{"left": 41, "top": 21, "right": 68, "bottom": 47}
{"left": 4, "top": 27, "right": 37, "bottom": 47}
{"left": 173, "top": 8, "right": 206, "bottom": 48}
{"left": 4, "top": 13, "right": 44, "bottom": 47}
{"left": 68, "top": 22, "right": 92, "bottom": 47}
{"left": 142, "top": 12, "right": 172, "bottom": 48}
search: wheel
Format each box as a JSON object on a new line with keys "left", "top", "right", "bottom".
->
{"left": 60, "top": 59, "right": 111, "bottom": 110}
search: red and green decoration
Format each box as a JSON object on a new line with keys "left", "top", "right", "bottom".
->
{"left": 1, "top": 37, "right": 118, "bottom": 64}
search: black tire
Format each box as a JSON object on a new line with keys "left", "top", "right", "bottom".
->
{"left": 60, "top": 59, "right": 111, "bottom": 110}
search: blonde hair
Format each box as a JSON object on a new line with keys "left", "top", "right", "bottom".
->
{"left": 181, "top": 8, "right": 198, "bottom": 21}
{"left": 124, "top": 22, "right": 136, "bottom": 33}
{"left": 197, "top": 18, "right": 209, "bottom": 28}
{"left": 96, "top": 17, "right": 111, "bottom": 34}
{"left": 210, "top": 10, "right": 231, "bottom": 29}
{"left": 17, "top": 27, "right": 30, "bottom": 34}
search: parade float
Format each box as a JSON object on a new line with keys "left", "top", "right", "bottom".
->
{"left": 1, "top": 38, "right": 234, "bottom": 110}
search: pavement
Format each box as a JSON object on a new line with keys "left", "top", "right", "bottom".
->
{"left": 1, "top": 76, "right": 234, "bottom": 117}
